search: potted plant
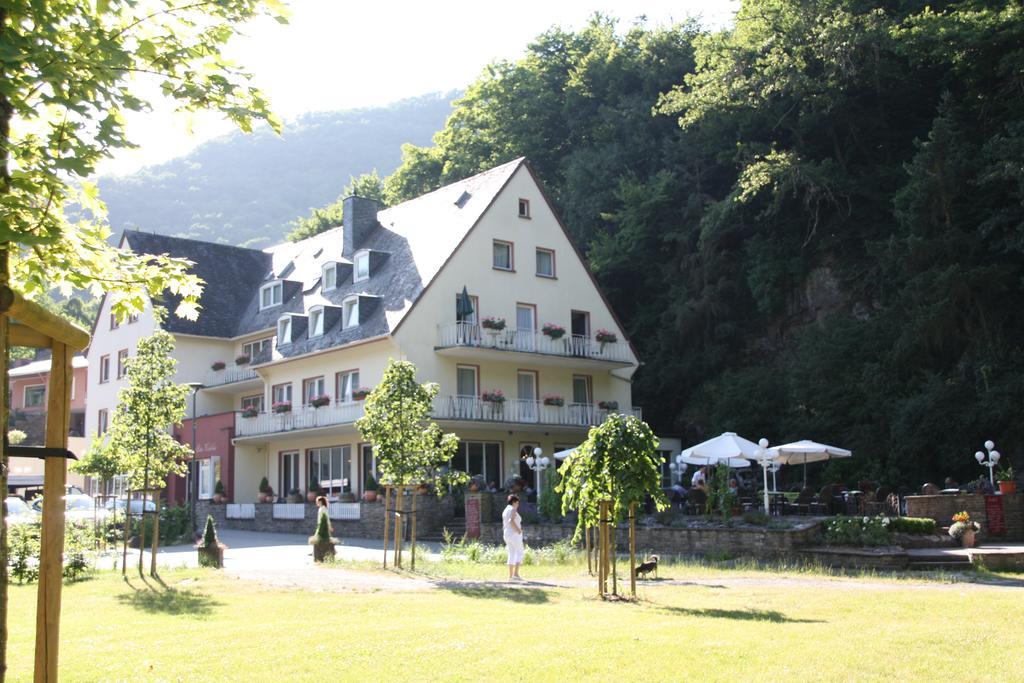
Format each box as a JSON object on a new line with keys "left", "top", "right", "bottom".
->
{"left": 339, "top": 491, "right": 357, "bottom": 503}
{"left": 481, "top": 316, "right": 506, "bottom": 332}
{"left": 195, "top": 514, "right": 227, "bottom": 568}
{"left": 210, "top": 360, "right": 226, "bottom": 371}
{"left": 241, "top": 406, "right": 259, "bottom": 418}
{"left": 310, "top": 394, "right": 331, "bottom": 408}
{"left": 352, "top": 386, "right": 371, "bottom": 401}
{"left": 949, "top": 511, "right": 981, "bottom": 548}
{"left": 417, "top": 483, "right": 430, "bottom": 496}
{"left": 595, "top": 329, "right": 618, "bottom": 345}
{"left": 598, "top": 400, "right": 619, "bottom": 411}
{"left": 997, "top": 464, "right": 1016, "bottom": 495}
{"left": 287, "top": 488, "right": 304, "bottom": 504}
{"left": 541, "top": 322, "right": 565, "bottom": 339}
{"left": 212, "top": 479, "right": 226, "bottom": 504}
{"left": 272, "top": 401, "right": 292, "bottom": 414}
{"left": 234, "top": 354, "right": 251, "bottom": 366}
{"left": 481, "top": 389, "right": 505, "bottom": 404}
{"left": 308, "top": 508, "right": 338, "bottom": 562}
{"left": 258, "top": 477, "right": 272, "bottom": 503}
{"left": 467, "top": 474, "right": 485, "bottom": 493}
{"left": 307, "top": 478, "right": 320, "bottom": 503}
{"left": 542, "top": 394, "right": 565, "bottom": 407}
{"left": 363, "top": 475, "right": 378, "bottom": 502}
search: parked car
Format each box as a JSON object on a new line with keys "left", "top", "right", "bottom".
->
{"left": 4, "top": 496, "right": 38, "bottom": 527}
{"left": 28, "top": 494, "right": 107, "bottom": 521}
{"left": 104, "top": 498, "right": 157, "bottom": 518}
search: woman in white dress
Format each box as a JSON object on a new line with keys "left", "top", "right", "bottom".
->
{"left": 502, "top": 494, "right": 524, "bottom": 580}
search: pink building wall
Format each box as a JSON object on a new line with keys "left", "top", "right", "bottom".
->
{"left": 173, "top": 412, "right": 237, "bottom": 505}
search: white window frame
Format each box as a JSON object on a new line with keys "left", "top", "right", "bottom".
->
{"left": 99, "top": 355, "right": 110, "bottom": 383}
{"left": 309, "top": 307, "right": 325, "bottom": 337}
{"left": 342, "top": 297, "right": 359, "bottom": 329}
{"left": 277, "top": 316, "right": 292, "bottom": 345}
{"left": 322, "top": 263, "right": 338, "bottom": 291}
{"left": 353, "top": 250, "right": 370, "bottom": 283}
{"left": 199, "top": 459, "right": 214, "bottom": 500}
{"left": 260, "top": 281, "right": 283, "bottom": 310}
{"left": 518, "top": 198, "right": 530, "bottom": 218}
{"left": 116, "top": 349, "right": 129, "bottom": 379}
{"left": 272, "top": 383, "right": 292, "bottom": 405}
{"left": 536, "top": 248, "right": 555, "bottom": 278}
{"left": 336, "top": 370, "right": 360, "bottom": 402}
{"left": 97, "top": 409, "right": 109, "bottom": 436}
{"left": 24, "top": 384, "right": 46, "bottom": 408}
{"left": 241, "top": 395, "right": 264, "bottom": 412}
{"left": 303, "top": 376, "right": 326, "bottom": 405}
{"left": 242, "top": 337, "right": 273, "bottom": 360}
{"left": 493, "top": 240, "right": 513, "bottom": 271}
{"left": 308, "top": 445, "right": 352, "bottom": 496}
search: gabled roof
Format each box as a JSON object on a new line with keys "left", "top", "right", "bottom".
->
{"left": 111, "top": 159, "right": 525, "bottom": 357}
{"left": 9, "top": 355, "right": 88, "bottom": 377}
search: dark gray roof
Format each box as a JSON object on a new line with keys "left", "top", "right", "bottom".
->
{"left": 122, "top": 158, "right": 525, "bottom": 358}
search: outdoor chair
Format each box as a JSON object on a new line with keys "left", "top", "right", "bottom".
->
{"left": 921, "top": 482, "right": 940, "bottom": 495}
{"left": 783, "top": 487, "right": 815, "bottom": 515}
{"left": 815, "top": 484, "right": 836, "bottom": 515}
{"left": 686, "top": 488, "right": 707, "bottom": 515}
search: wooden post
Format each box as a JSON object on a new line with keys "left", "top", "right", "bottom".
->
{"left": 150, "top": 492, "right": 161, "bottom": 577}
{"left": 629, "top": 502, "right": 637, "bottom": 598}
{"left": 611, "top": 520, "right": 617, "bottom": 597}
{"left": 393, "top": 486, "right": 403, "bottom": 569}
{"left": 585, "top": 522, "right": 592, "bottom": 576}
{"left": 34, "top": 342, "right": 71, "bottom": 682}
{"left": 382, "top": 485, "right": 390, "bottom": 568}
{"left": 0, "top": 314, "right": 8, "bottom": 683}
{"left": 121, "top": 487, "right": 131, "bottom": 576}
{"left": 598, "top": 500, "right": 608, "bottom": 597}
{"left": 410, "top": 486, "right": 418, "bottom": 571}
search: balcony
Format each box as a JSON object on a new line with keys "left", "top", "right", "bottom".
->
{"left": 435, "top": 322, "right": 633, "bottom": 367}
{"left": 203, "top": 364, "right": 261, "bottom": 392}
{"left": 432, "top": 396, "right": 641, "bottom": 429}
{"left": 234, "top": 400, "right": 365, "bottom": 439}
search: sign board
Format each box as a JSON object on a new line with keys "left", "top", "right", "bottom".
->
{"left": 985, "top": 495, "right": 1006, "bottom": 537}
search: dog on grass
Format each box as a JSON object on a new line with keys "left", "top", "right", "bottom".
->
{"left": 635, "top": 555, "right": 659, "bottom": 580}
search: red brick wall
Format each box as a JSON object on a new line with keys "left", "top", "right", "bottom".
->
{"left": 905, "top": 493, "right": 1023, "bottom": 541}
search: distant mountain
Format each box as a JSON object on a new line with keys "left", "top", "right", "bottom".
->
{"left": 98, "top": 93, "right": 456, "bottom": 248}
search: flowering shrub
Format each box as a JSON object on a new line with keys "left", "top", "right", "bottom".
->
{"left": 210, "top": 360, "right": 226, "bottom": 371}
{"left": 481, "top": 316, "right": 506, "bottom": 331}
{"left": 309, "top": 394, "right": 331, "bottom": 408}
{"left": 598, "top": 400, "right": 619, "bottom": 411}
{"left": 234, "top": 354, "right": 251, "bottom": 365}
{"left": 595, "top": 329, "right": 617, "bottom": 344}
{"left": 949, "top": 511, "right": 980, "bottom": 538}
{"left": 241, "top": 406, "right": 259, "bottom": 418}
{"left": 481, "top": 389, "right": 505, "bottom": 403}
{"left": 351, "top": 386, "right": 371, "bottom": 400}
{"left": 541, "top": 323, "right": 566, "bottom": 339}
{"left": 272, "top": 401, "right": 292, "bottom": 414}
{"left": 542, "top": 394, "right": 565, "bottom": 406}
{"left": 823, "top": 515, "right": 892, "bottom": 546}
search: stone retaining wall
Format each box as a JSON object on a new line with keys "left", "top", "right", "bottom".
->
{"left": 197, "top": 494, "right": 455, "bottom": 539}
{"left": 905, "top": 493, "right": 1023, "bottom": 541}
{"left": 477, "top": 520, "right": 823, "bottom": 558}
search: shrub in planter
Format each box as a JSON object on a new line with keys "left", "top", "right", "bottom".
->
{"left": 310, "top": 394, "right": 331, "bottom": 408}
{"left": 541, "top": 323, "right": 565, "bottom": 339}
{"left": 196, "top": 514, "right": 227, "bottom": 568}
{"left": 309, "top": 509, "right": 339, "bottom": 562}
{"left": 286, "top": 488, "right": 304, "bottom": 504}
{"left": 595, "top": 329, "right": 617, "bottom": 344}
{"left": 997, "top": 464, "right": 1016, "bottom": 495}
{"left": 351, "top": 386, "right": 371, "bottom": 401}
{"left": 363, "top": 475, "right": 379, "bottom": 502}
{"left": 481, "top": 389, "right": 505, "bottom": 403}
{"left": 272, "top": 401, "right": 292, "bottom": 414}
{"left": 258, "top": 477, "right": 273, "bottom": 503}
{"left": 598, "top": 400, "right": 619, "bottom": 411}
{"left": 307, "top": 478, "right": 320, "bottom": 502}
{"left": 542, "top": 394, "right": 565, "bottom": 407}
{"left": 888, "top": 517, "right": 936, "bottom": 535}
{"left": 212, "top": 479, "right": 226, "bottom": 504}
{"left": 481, "top": 316, "right": 506, "bottom": 331}
{"left": 241, "top": 406, "right": 259, "bottom": 418}
{"left": 234, "top": 354, "right": 251, "bottom": 366}
{"left": 210, "top": 360, "right": 226, "bottom": 371}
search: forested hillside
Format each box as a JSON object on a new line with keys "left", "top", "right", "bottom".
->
{"left": 303, "top": 5, "right": 1023, "bottom": 487}
{"left": 97, "top": 93, "right": 455, "bottom": 247}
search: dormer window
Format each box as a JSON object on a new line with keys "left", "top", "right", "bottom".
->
{"left": 342, "top": 297, "right": 359, "bottom": 329}
{"left": 322, "top": 264, "right": 337, "bottom": 291}
{"left": 309, "top": 307, "right": 325, "bottom": 337}
{"left": 354, "top": 250, "right": 370, "bottom": 282}
{"left": 260, "top": 281, "right": 283, "bottom": 310}
{"left": 277, "top": 316, "right": 292, "bottom": 345}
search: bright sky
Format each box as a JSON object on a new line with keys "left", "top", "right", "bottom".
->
{"left": 102, "top": 0, "right": 739, "bottom": 176}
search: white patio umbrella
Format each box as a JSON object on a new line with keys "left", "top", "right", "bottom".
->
{"left": 678, "top": 454, "right": 751, "bottom": 468}
{"left": 744, "top": 439, "right": 776, "bottom": 514}
{"left": 553, "top": 447, "right": 577, "bottom": 460}
{"left": 678, "top": 432, "right": 760, "bottom": 466}
{"left": 768, "top": 440, "right": 852, "bottom": 486}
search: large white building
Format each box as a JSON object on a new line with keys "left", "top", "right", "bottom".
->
{"left": 85, "top": 159, "right": 646, "bottom": 503}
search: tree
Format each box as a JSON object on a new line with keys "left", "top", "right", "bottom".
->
{"left": 558, "top": 413, "right": 666, "bottom": 597}
{"left": 103, "top": 330, "right": 191, "bottom": 576}
{"left": 286, "top": 170, "right": 387, "bottom": 242}
{"left": 72, "top": 437, "right": 125, "bottom": 499}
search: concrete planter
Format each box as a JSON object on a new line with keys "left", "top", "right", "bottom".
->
{"left": 196, "top": 542, "right": 226, "bottom": 568}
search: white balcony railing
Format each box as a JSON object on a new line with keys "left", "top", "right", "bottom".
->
{"left": 205, "top": 364, "right": 260, "bottom": 388}
{"left": 433, "top": 396, "right": 641, "bottom": 427}
{"left": 235, "top": 400, "right": 365, "bottom": 437}
{"left": 436, "top": 322, "right": 632, "bottom": 363}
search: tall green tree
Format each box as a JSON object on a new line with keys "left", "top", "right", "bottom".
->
{"left": 104, "top": 330, "right": 191, "bottom": 576}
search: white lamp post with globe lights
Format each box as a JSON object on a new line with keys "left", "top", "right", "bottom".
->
{"left": 524, "top": 446, "right": 551, "bottom": 495}
{"left": 975, "top": 440, "right": 1000, "bottom": 488}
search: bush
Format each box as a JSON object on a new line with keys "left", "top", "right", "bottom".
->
{"left": 538, "top": 469, "right": 562, "bottom": 522}
{"left": 131, "top": 505, "right": 190, "bottom": 544}
{"left": 888, "top": 517, "right": 936, "bottom": 535}
{"left": 742, "top": 511, "right": 771, "bottom": 526}
{"left": 9, "top": 524, "right": 40, "bottom": 584}
{"left": 63, "top": 521, "right": 92, "bottom": 581}
{"left": 823, "top": 516, "right": 892, "bottom": 546}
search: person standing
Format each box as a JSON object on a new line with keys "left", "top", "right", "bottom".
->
{"left": 502, "top": 494, "right": 524, "bottom": 580}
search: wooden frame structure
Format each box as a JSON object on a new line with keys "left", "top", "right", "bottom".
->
{"left": 0, "top": 285, "right": 90, "bottom": 682}
{"left": 594, "top": 500, "right": 639, "bottom": 600}
{"left": 381, "top": 484, "right": 421, "bottom": 571}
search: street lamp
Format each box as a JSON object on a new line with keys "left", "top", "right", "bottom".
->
{"left": 185, "top": 381, "right": 204, "bottom": 532}
{"left": 524, "top": 446, "right": 550, "bottom": 495}
{"left": 669, "top": 456, "right": 687, "bottom": 484}
{"left": 754, "top": 438, "right": 771, "bottom": 515}
{"left": 975, "top": 439, "right": 1000, "bottom": 488}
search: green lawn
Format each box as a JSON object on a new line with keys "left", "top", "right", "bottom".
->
{"left": 6, "top": 565, "right": 1022, "bottom": 682}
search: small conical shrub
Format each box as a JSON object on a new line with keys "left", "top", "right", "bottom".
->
{"left": 258, "top": 476, "right": 270, "bottom": 493}
{"left": 314, "top": 509, "right": 331, "bottom": 543}
{"left": 203, "top": 514, "right": 218, "bottom": 548}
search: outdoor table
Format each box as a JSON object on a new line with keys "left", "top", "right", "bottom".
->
{"left": 940, "top": 488, "right": 960, "bottom": 494}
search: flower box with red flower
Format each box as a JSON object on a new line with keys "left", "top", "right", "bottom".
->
{"left": 481, "top": 390, "right": 506, "bottom": 404}
{"left": 351, "top": 387, "right": 371, "bottom": 401}
{"left": 595, "top": 329, "right": 618, "bottom": 344}
{"left": 272, "top": 401, "right": 292, "bottom": 414}
{"left": 310, "top": 394, "right": 331, "bottom": 408}
{"left": 481, "top": 316, "right": 506, "bottom": 331}
{"left": 210, "top": 360, "right": 226, "bottom": 371}
{"left": 598, "top": 400, "right": 619, "bottom": 411}
{"left": 241, "top": 406, "right": 259, "bottom": 419}
{"left": 235, "top": 354, "right": 251, "bottom": 366}
{"left": 541, "top": 323, "right": 566, "bottom": 339}
{"left": 542, "top": 394, "right": 565, "bottom": 407}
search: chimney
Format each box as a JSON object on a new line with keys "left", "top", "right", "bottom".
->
{"left": 343, "top": 196, "right": 381, "bottom": 258}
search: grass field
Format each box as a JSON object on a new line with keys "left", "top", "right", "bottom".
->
{"left": 6, "top": 559, "right": 1024, "bottom": 682}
